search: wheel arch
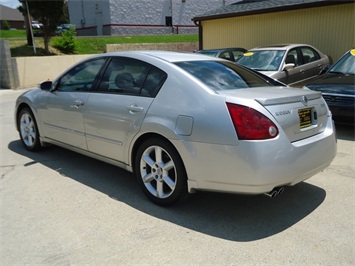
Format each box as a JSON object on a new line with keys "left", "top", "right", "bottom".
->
{"left": 15, "top": 103, "right": 34, "bottom": 131}
{"left": 130, "top": 132, "right": 187, "bottom": 176}
{"left": 16, "top": 102, "right": 44, "bottom": 151}
{"left": 16, "top": 102, "right": 44, "bottom": 141}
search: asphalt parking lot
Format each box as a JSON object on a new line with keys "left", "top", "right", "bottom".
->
{"left": 1, "top": 89, "right": 354, "bottom": 265}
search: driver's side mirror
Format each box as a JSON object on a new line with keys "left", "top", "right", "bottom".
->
{"left": 283, "top": 63, "right": 295, "bottom": 71}
{"left": 39, "top": 80, "right": 53, "bottom": 91}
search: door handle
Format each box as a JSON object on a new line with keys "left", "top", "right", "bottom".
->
{"left": 127, "top": 104, "right": 144, "bottom": 113}
{"left": 71, "top": 99, "right": 84, "bottom": 109}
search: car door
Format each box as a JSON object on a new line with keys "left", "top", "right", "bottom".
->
{"left": 39, "top": 58, "right": 107, "bottom": 149}
{"left": 298, "top": 46, "right": 323, "bottom": 82}
{"left": 279, "top": 48, "right": 304, "bottom": 85}
{"left": 84, "top": 57, "right": 167, "bottom": 163}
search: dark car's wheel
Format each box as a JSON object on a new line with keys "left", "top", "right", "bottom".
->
{"left": 18, "top": 107, "right": 41, "bottom": 151}
{"left": 135, "top": 138, "right": 188, "bottom": 206}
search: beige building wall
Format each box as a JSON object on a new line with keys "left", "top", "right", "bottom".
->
{"left": 201, "top": 3, "right": 354, "bottom": 62}
{"left": 13, "top": 55, "right": 92, "bottom": 88}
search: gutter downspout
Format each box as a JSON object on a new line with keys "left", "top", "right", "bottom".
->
{"left": 192, "top": 19, "right": 202, "bottom": 50}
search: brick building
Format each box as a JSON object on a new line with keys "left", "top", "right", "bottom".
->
{"left": 67, "top": 0, "right": 236, "bottom": 36}
{"left": 0, "top": 4, "right": 24, "bottom": 30}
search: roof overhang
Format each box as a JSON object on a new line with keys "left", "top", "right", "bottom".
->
{"left": 192, "top": 0, "right": 355, "bottom": 23}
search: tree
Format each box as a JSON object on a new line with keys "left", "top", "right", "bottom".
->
{"left": 18, "top": 0, "right": 65, "bottom": 54}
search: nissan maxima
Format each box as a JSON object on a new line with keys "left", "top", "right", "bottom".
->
{"left": 15, "top": 51, "right": 337, "bottom": 206}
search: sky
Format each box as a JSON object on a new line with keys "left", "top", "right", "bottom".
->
{"left": 0, "top": 0, "right": 21, "bottom": 9}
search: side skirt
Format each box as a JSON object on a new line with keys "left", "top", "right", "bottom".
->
{"left": 40, "top": 136, "right": 133, "bottom": 172}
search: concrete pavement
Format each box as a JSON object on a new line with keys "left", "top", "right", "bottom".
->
{"left": 1, "top": 89, "right": 354, "bottom": 265}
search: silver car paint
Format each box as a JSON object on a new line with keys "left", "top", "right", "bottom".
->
{"left": 39, "top": 91, "right": 90, "bottom": 149}
{"left": 173, "top": 117, "right": 336, "bottom": 194}
{"left": 84, "top": 94, "right": 154, "bottom": 162}
{"left": 221, "top": 87, "right": 329, "bottom": 142}
{"left": 15, "top": 51, "right": 337, "bottom": 196}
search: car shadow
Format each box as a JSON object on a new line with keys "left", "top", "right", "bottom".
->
{"left": 335, "top": 124, "right": 354, "bottom": 141}
{"left": 8, "top": 140, "right": 326, "bottom": 242}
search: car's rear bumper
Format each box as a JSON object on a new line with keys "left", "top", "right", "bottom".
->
{"left": 174, "top": 117, "right": 337, "bottom": 195}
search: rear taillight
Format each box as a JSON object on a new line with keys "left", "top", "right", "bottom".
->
{"left": 226, "top": 103, "right": 278, "bottom": 140}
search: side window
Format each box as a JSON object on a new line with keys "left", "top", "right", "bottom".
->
{"left": 285, "top": 49, "right": 300, "bottom": 66}
{"left": 142, "top": 67, "right": 167, "bottom": 97}
{"left": 97, "top": 57, "right": 151, "bottom": 96}
{"left": 219, "top": 51, "right": 231, "bottom": 60}
{"left": 57, "top": 58, "right": 106, "bottom": 92}
{"left": 300, "top": 47, "right": 320, "bottom": 64}
{"left": 232, "top": 50, "right": 244, "bottom": 61}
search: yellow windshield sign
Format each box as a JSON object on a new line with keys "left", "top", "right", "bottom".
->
{"left": 244, "top": 52, "right": 254, "bottom": 56}
{"left": 350, "top": 49, "right": 355, "bottom": 56}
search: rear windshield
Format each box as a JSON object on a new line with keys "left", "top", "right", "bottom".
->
{"left": 175, "top": 61, "right": 272, "bottom": 91}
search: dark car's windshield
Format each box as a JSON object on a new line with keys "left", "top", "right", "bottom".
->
{"left": 329, "top": 50, "right": 355, "bottom": 75}
{"left": 236, "top": 50, "right": 286, "bottom": 71}
{"left": 175, "top": 61, "right": 272, "bottom": 91}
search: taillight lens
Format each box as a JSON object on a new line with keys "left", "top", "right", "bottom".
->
{"left": 226, "top": 103, "right": 278, "bottom": 140}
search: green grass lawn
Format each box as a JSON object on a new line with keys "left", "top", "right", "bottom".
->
{"left": 1, "top": 29, "right": 198, "bottom": 56}
{"left": 73, "top": 35, "right": 198, "bottom": 54}
{"left": 0, "top": 29, "right": 26, "bottom": 38}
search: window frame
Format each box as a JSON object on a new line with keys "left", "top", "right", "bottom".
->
{"left": 94, "top": 56, "right": 167, "bottom": 97}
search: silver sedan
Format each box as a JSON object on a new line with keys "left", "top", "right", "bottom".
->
{"left": 15, "top": 51, "right": 337, "bottom": 206}
{"left": 236, "top": 44, "right": 330, "bottom": 86}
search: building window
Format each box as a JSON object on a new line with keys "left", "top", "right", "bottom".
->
{"left": 165, "top": 16, "right": 172, "bottom": 27}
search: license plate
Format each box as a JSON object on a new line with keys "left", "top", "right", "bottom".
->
{"left": 298, "top": 108, "right": 312, "bottom": 129}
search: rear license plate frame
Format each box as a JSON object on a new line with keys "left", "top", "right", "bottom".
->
{"left": 298, "top": 108, "right": 312, "bottom": 129}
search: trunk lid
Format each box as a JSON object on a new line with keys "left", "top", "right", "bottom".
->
{"left": 220, "top": 87, "right": 329, "bottom": 142}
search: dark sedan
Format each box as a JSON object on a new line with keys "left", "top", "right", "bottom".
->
{"left": 305, "top": 49, "right": 355, "bottom": 126}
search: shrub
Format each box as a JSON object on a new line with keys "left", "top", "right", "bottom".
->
{"left": 1, "top": 20, "right": 10, "bottom": 30}
{"left": 52, "top": 26, "right": 77, "bottom": 53}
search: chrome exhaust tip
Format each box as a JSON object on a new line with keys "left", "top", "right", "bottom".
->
{"left": 277, "top": 187, "right": 284, "bottom": 195}
{"left": 264, "top": 190, "right": 278, "bottom": 198}
{"left": 264, "top": 187, "right": 284, "bottom": 198}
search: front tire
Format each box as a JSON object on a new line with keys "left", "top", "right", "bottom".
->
{"left": 134, "top": 138, "right": 188, "bottom": 206}
{"left": 18, "top": 107, "right": 41, "bottom": 151}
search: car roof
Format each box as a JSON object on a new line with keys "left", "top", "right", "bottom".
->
{"left": 99, "top": 50, "right": 222, "bottom": 62}
{"left": 250, "top": 44, "right": 311, "bottom": 51}
{"left": 197, "top": 47, "right": 245, "bottom": 51}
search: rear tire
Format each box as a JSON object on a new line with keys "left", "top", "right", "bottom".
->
{"left": 134, "top": 138, "right": 188, "bottom": 206}
{"left": 17, "top": 107, "right": 42, "bottom": 151}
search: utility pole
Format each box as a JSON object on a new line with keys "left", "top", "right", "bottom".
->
{"left": 22, "top": 0, "right": 37, "bottom": 54}
{"left": 170, "top": 0, "right": 174, "bottom": 34}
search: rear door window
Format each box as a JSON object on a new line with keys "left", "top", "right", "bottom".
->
{"left": 300, "top": 47, "right": 320, "bottom": 64}
{"left": 97, "top": 57, "right": 166, "bottom": 97}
